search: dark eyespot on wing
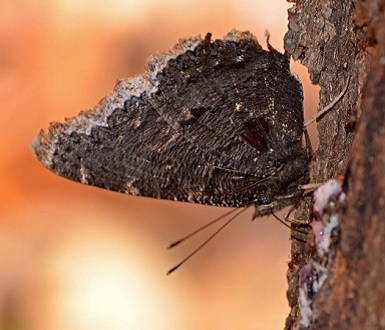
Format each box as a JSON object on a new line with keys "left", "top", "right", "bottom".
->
{"left": 243, "top": 120, "right": 270, "bottom": 153}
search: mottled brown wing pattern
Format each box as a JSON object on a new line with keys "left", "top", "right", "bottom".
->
{"left": 33, "top": 30, "right": 309, "bottom": 216}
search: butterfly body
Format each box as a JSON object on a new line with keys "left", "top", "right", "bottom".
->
{"left": 33, "top": 30, "right": 309, "bottom": 217}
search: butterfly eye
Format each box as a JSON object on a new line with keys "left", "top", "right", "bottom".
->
{"left": 258, "top": 195, "right": 272, "bottom": 205}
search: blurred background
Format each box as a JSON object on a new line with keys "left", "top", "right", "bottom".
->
{"left": 0, "top": 0, "right": 319, "bottom": 329}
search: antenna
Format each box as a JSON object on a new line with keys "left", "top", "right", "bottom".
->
{"left": 167, "top": 207, "right": 250, "bottom": 274}
{"left": 168, "top": 207, "right": 241, "bottom": 248}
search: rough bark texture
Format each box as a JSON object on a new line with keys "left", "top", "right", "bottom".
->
{"left": 311, "top": 1, "right": 385, "bottom": 328}
{"left": 283, "top": 0, "right": 385, "bottom": 328}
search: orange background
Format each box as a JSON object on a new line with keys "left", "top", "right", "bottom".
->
{"left": 0, "top": 1, "right": 318, "bottom": 329}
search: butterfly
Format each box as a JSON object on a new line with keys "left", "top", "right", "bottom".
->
{"left": 33, "top": 30, "right": 310, "bottom": 219}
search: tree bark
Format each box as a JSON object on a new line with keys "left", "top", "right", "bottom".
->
{"left": 283, "top": 0, "right": 385, "bottom": 328}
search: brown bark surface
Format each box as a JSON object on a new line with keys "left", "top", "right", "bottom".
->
{"left": 283, "top": 0, "right": 385, "bottom": 328}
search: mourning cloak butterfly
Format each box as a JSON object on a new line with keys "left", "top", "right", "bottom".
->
{"left": 33, "top": 30, "right": 310, "bottom": 218}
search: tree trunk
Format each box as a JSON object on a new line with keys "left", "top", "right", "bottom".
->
{"left": 283, "top": 0, "right": 385, "bottom": 328}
